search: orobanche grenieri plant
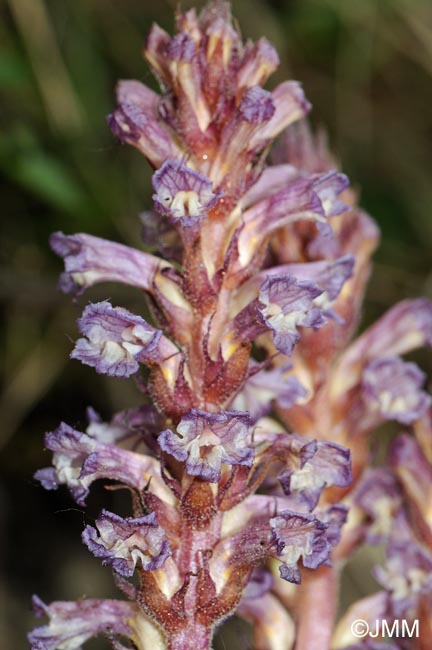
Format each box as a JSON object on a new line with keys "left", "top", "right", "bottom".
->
{"left": 29, "top": 3, "right": 432, "bottom": 650}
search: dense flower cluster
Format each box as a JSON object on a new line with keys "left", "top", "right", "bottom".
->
{"left": 30, "top": 3, "right": 432, "bottom": 650}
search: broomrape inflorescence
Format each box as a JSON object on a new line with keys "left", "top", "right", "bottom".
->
{"left": 29, "top": 2, "right": 432, "bottom": 650}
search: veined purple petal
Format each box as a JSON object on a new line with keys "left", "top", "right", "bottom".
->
{"left": 362, "top": 356, "right": 431, "bottom": 425}
{"left": 269, "top": 510, "right": 328, "bottom": 583}
{"left": 50, "top": 231, "right": 170, "bottom": 295}
{"left": 71, "top": 301, "right": 162, "bottom": 378}
{"left": 239, "top": 86, "right": 275, "bottom": 124}
{"left": 159, "top": 409, "right": 253, "bottom": 482}
{"left": 83, "top": 510, "right": 170, "bottom": 578}
{"left": 108, "top": 80, "right": 182, "bottom": 166}
{"left": 258, "top": 275, "right": 326, "bottom": 355}
{"left": 250, "top": 81, "right": 311, "bottom": 149}
{"left": 35, "top": 422, "right": 170, "bottom": 505}
{"left": 279, "top": 441, "right": 352, "bottom": 510}
{"left": 267, "top": 255, "right": 355, "bottom": 306}
{"left": 167, "top": 30, "right": 196, "bottom": 62}
{"left": 28, "top": 596, "right": 137, "bottom": 650}
{"left": 152, "top": 160, "right": 220, "bottom": 225}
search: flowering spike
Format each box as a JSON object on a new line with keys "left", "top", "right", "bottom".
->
{"left": 32, "top": 2, "right": 432, "bottom": 648}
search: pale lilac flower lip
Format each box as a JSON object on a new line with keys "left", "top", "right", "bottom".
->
{"left": 71, "top": 301, "right": 162, "bottom": 378}
{"left": 239, "top": 86, "right": 275, "bottom": 124}
{"left": 362, "top": 356, "right": 431, "bottom": 425}
{"left": 82, "top": 510, "right": 170, "bottom": 578}
{"left": 270, "top": 510, "right": 329, "bottom": 583}
{"left": 152, "top": 160, "right": 221, "bottom": 225}
{"left": 257, "top": 275, "right": 326, "bottom": 355}
{"left": 278, "top": 441, "right": 352, "bottom": 511}
{"left": 159, "top": 409, "right": 253, "bottom": 482}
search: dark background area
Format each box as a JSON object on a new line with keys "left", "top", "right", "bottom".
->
{"left": 1, "top": 0, "right": 431, "bottom": 647}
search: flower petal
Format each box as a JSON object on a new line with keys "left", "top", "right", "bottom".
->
{"left": 362, "top": 357, "right": 431, "bottom": 425}
{"left": 28, "top": 597, "right": 137, "bottom": 650}
{"left": 71, "top": 301, "right": 162, "bottom": 378}
{"left": 159, "top": 409, "right": 253, "bottom": 482}
{"left": 35, "top": 422, "right": 170, "bottom": 505}
{"left": 83, "top": 510, "right": 170, "bottom": 577}
{"left": 50, "top": 231, "right": 169, "bottom": 295}
{"left": 152, "top": 160, "right": 220, "bottom": 225}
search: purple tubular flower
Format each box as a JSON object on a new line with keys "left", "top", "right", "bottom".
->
{"left": 257, "top": 275, "right": 327, "bottom": 355}
{"left": 353, "top": 468, "right": 402, "bottom": 542}
{"left": 152, "top": 160, "right": 220, "bottom": 225}
{"left": 267, "top": 255, "right": 355, "bottom": 321}
{"left": 340, "top": 298, "right": 432, "bottom": 372}
{"left": 249, "top": 81, "right": 312, "bottom": 149}
{"left": 278, "top": 441, "right": 352, "bottom": 510}
{"left": 28, "top": 596, "right": 137, "bottom": 650}
{"left": 362, "top": 356, "right": 431, "bottom": 425}
{"left": 166, "top": 31, "right": 212, "bottom": 133}
{"left": 50, "top": 231, "right": 170, "bottom": 295}
{"left": 83, "top": 510, "right": 170, "bottom": 578}
{"left": 236, "top": 37, "right": 280, "bottom": 89}
{"left": 269, "top": 510, "right": 329, "bottom": 583}
{"left": 242, "top": 568, "right": 273, "bottom": 600}
{"left": 239, "top": 86, "right": 275, "bottom": 124}
{"left": 71, "top": 301, "right": 162, "bottom": 378}
{"left": 373, "top": 512, "right": 432, "bottom": 618}
{"left": 34, "top": 422, "right": 169, "bottom": 505}
{"left": 389, "top": 433, "right": 432, "bottom": 532}
{"left": 237, "top": 170, "right": 349, "bottom": 268}
{"left": 231, "top": 363, "right": 308, "bottom": 422}
{"left": 86, "top": 404, "right": 164, "bottom": 447}
{"left": 158, "top": 409, "right": 253, "bottom": 482}
{"left": 237, "top": 591, "right": 295, "bottom": 650}
{"left": 108, "top": 80, "right": 182, "bottom": 167}
{"left": 167, "top": 31, "right": 196, "bottom": 62}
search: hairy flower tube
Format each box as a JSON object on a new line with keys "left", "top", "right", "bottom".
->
{"left": 30, "top": 3, "right": 432, "bottom": 650}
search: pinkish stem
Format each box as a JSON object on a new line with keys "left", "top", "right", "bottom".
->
{"left": 294, "top": 565, "right": 338, "bottom": 650}
{"left": 167, "top": 624, "right": 212, "bottom": 650}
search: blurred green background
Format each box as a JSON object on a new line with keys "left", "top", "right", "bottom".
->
{"left": 1, "top": 0, "right": 431, "bottom": 647}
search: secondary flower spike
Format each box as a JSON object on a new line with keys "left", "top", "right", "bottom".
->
{"left": 31, "top": 2, "right": 431, "bottom": 650}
